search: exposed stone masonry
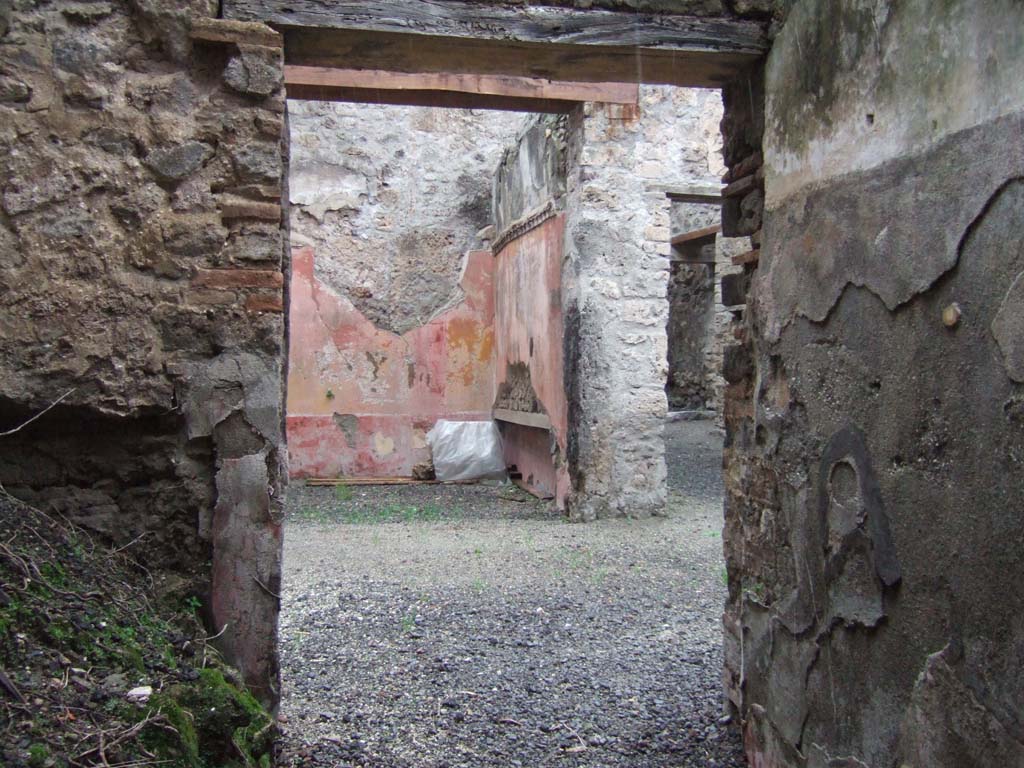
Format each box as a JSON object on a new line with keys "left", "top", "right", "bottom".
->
{"left": 288, "top": 101, "right": 524, "bottom": 335}
{"left": 0, "top": 3, "right": 287, "bottom": 704}
{"left": 563, "top": 87, "right": 723, "bottom": 520}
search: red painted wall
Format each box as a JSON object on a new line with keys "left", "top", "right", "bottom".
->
{"left": 286, "top": 245, "right": 495, "bottom": 478}
{"left": 493, "top": 215, "right": 570, "bottom": 507}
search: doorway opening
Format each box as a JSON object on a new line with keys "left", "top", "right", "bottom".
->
{"left": 277, "top": 79, "right": 743, "bottom": 765}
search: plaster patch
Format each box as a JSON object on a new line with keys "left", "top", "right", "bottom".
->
{"left": 373, "top": 431, "right": 395, "bottom": 457}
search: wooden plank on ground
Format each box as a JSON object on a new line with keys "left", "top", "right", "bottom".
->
{"left": 306, "top": 477, "right": 439, "bottom": 486}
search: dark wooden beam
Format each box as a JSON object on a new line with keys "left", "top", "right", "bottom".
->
{"left": 225, "top": 0, "right": 767, "bottom": 52}
{"left": 285, "top": 65, "right": 639, "bottom": 111}
{"left": 223, "top": 1, "right": 769, "bottom": 87}
{"left": 670, "top": 224, "right": 719, "bottom": 247}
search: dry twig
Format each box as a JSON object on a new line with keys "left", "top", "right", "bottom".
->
{"left": 0, "top": 388, "right": 75, "bottom": 437}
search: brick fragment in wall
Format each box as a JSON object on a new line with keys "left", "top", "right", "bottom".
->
{"left": 219, "top": 195, "right": 281, "bottom": 221}
{"left": 244, "top": 292, "right": 284, "bottom": 313}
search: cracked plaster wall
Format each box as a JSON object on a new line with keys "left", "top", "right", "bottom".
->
{"left": 724, "top": 1, "right": 1024, "bottom": 765}
{"left": 285, "top": 102, "right": 523, "bottom": 476}
{"left": 288, "top": 101, "right": 524, "bottom": 335}
{"left": 0, "top": 3, "right": 287, "bottom": 705}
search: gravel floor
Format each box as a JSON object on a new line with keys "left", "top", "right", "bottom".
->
{"left": 277, "top": 419, "right": 741, "bottom": 767}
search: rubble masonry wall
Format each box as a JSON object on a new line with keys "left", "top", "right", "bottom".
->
{"left": 0, "top": 3, "right": 288, "bottom": 704}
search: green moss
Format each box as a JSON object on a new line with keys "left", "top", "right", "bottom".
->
{"left": 27, "top": 744, "right": 49, "bottom": 768}
{"left": 133, "top": 667, "right": 274, "bottom": 768}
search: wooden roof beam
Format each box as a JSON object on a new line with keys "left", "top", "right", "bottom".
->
{"left": 284, "top": 66, "right": 640, "bottom": 111}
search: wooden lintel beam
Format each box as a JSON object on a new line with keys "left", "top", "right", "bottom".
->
{"left": 670, "top": 224, "right": 720, "bottom": 247}
{"left": 224, "top": 1, "right": 768, "bottom": 88}
{"left": 224, "top": 1, "right": 769, "bottom": 54}
{"left": 286, "top": 84, "right": 575, "bottom": 113}
{"left": 285, "top": 66, "right": 640, "bottom": 106}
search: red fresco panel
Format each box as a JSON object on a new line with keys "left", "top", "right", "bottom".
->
{"left": 286, "top": 246, "right": 495, "bottom": 478}
{"left": 493, "top": 214, "right": 570, "bottom": 508}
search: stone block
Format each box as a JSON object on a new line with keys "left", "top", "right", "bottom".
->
{"left": 218, "top": 195, "right": 281, "bottom": 221}
{"left": 190, "top": 18, "right": 283, "bottom": 49}
{"left": 643, "top": 224, "right": 670, "bottom": 241}
{"left": 721, "top": 272, "right": 750, "bottom": 307}
{"left": 223, "top": 45, "right": 282, "bottom": 97}
{"left": 145, "top": 141, "right": 214, "bottom": 183}
{"left": 193, "top": 268, "right": 283, "bottom": 290}
{"left": 231, "top": 142, "right": 281, "bottom": 185}
{"left": 0, "top": 74, "right": 30, "bottom": 103}
{"left": 621, "top": 299, "right": 667, "bottom": 327}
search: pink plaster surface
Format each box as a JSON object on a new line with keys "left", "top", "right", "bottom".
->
{"left": 287, "top": 245, "right": 495, "bottom": 478}
{"left": 493, "top": 215, "right": 570, "bottom": 507}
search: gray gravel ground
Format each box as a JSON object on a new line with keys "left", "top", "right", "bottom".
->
{"left": 277, "top": 419, "right": 740, "bottom": 767}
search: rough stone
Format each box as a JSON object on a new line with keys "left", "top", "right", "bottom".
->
{"left": 0, "top": 1, "right": 286, "bottom": 707}
{"left": 145, "top": 141, "right": 215, "bottom": 183}
{"left": 0, "top": 74, "right": 30, "bottom": 102}
{"left": 224, "top": 45, "right": 282, "bottom": 96}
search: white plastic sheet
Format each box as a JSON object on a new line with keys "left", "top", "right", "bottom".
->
{"left": 426, "top": 420, "right": 507, "bottom": 482}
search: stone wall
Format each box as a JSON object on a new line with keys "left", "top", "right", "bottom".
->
{"left": 667, "top": 201, "right": 748, "bottom": 413}
{"left": 285, "top": 102, "right": 523, "bottom": 476}
{"left": 288, "top": 101, "right": 523, "bottom": 334}
{"left": 0, "top": 3, "right": 287, "bottom": 704}
{"left": 722, "top": 1, "right": 1024, "bottom": 765}
{"left": 563, "top": 86, "right": 725, "bottom": 519}
{"left": 288, "top": 245, "right": 497, "bottom": 478}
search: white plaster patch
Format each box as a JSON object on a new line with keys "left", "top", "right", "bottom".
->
{"left": 373, "top": 432, "right": 395, "bottom": 457}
